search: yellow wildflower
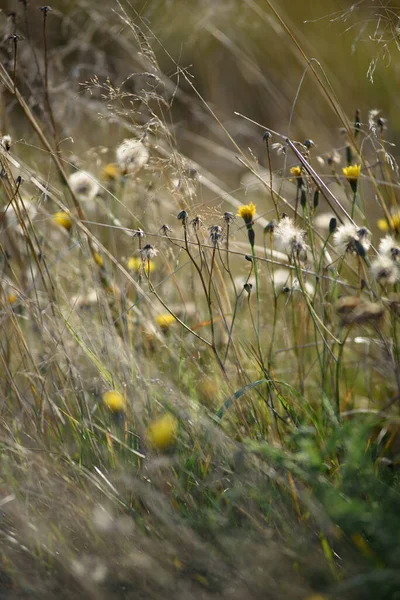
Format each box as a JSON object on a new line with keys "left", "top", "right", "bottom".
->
{"left": 102, "top": 163, "right": 120, "bottom": 182}
{"left": 102, "top": 391, "right": 125, "bottom": 413}
{"left": 377, "top": 213, "right": 400, "bottom": 233}
{"left": 342, "top": 164, "right": 361, "bottom": 192}
{"left": 155, "top": 313, "right": 176, "bottom": 329}
{"left": 147, "top": 413, "right": 178, "bottom": 450}
{"left": 290, "top": 166, "right": 302, "bottom": 177}
{"left": 237, "top": 202, "right": 256, "bottom": 224}
{"left": 7, "top": 293, "right": 17, "bottom": 304}
{"left": 93, "top": 252, "right": 104, "bottom": 268}
{"left": 127, "top": 256, "right": 155, "bottom": 273}
{"left": 52, "top": 211, "right": 72, "bottom": 231}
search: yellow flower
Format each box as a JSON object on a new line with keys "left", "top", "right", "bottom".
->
{"left": 342, "top": 164, "right": 361, "bottom": 192}
{"left": 52, "top": 211, "right": 72, "bottom": 231}
{"left": 93, "top": 252, "right": 104, "bottom": 268}
{"left": 127, "top": 256, "right": 155, "bottom": 273}
{"left": 7, "top": 293, "right": 17, "bottom": 304}
{"left": 290, "top": 166, "right": 302, "bottom": 177}
{"left": 147, "top": 413, "right": 178, "bottom": 450}
{"left": 155, "top": 313, "right": 176, "bottom": 329}
{"left": 102, "top": 391, "right": 126, "bottom": 413}
{"left": 377, "top": 213, "right": 400, "bottom": 233}
{"left": 102, "top": 163, "right": 120, "bottom": 182}
{"left": 237, "top": 202, "right": 256, "bottom": 224}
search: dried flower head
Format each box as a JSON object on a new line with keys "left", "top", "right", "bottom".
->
{"left": 237, "top": 202, "right": 256, "bottom": 224}
{"left": 177, "top": 210, "right": 188, "bottom": 225}
{"left": 209, "top": 225, "right": 223, "bottom": 247}
{"left": 342, "top": 164, "right": 361, "bottom": 193}
{"left": 191, "top": 216, "right": 204, "bottom": 231}
{"left": 139, "top": 244, "right": 158, "bottom": 261}
{"left": 370, "top": 255, "right": 399, "bottom": 285}
{"left": 223, "top": 211, "right": 235, "bottom": 225}
{"left": 52, "top": 211, "right": 72, "bottom": 231}
{"left": 333, "top": 223, "right": 371, "bottom": 255}
{"left": 159, "top": 224, "right": 172, "bottom": 236}
{"left": 335, "top": 297, "right": 384, "bottom": 325}
{"left": 147, "top": 413, "right": 178, "bottom": 450}
{"left": 273, "top": 216, "right": 308, "bottom": 262}
{"left": 102, "top": 391, "right": 125, "bottom": 413}
{"left": 68, "top": 170, "right": 100, "bottom": 203}
{"left": 116, "top": 138, "right": 149, "bottom": 175}
{"left": 132, "top": 228, "right": 145, "bottom": 239}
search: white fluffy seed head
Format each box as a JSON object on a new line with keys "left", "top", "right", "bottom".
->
{"left": 371, "top": 255, "right": 399, "bottom": 284}
{"left": 333, "top": 223, "right": 371, "bottom": 254}
{"left": 273, "top": 216, "right": 308, "bottom": 262}
{"left": 116, "top": 139, "right": 149, "bottom": 175}
{"left": 378, "top": 235, "right": 400, "bottom": 261}
{"left": 68, "top": 171, "right": 100, "bottom": 202}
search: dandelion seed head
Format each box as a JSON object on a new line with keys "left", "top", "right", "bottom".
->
{"left": 378, "top": 235, "right": 400, "bottom": 260}
{"left": 273, "top": 216, "right": 308, "bottom": 262}
{"left": 333, "top": 223, "right": 371, "bottom": 254}
{"left": 116, "top": 138, "right": 149, "bottom": 175}
{"left": 68, "top": 170, "right": 99, "bottom": 202}
{"left": 371, "top": 255, "right": 399, "bottom": 284}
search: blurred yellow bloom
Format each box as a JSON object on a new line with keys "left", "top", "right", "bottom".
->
{"left": 342, "top": 164, "right": 361, "bottom": 192}
{"left": 7, "top": 293, "right": 17, "bottom": 304}
{"left": 237, "top": 202, "right": 256, "bottom": 224}
{"left": 147, "top": 413, "right": 178, "bottom": 450}
{"left": 127, "top": 256, "right": 155, "bottom": 273}
{"left": 102, "top": 391, "right": 125, "bottom": 413}
{"left": 102, "top": 163, "right": 120, "bottom": 181}
{"left": 93, "top": 252, "right": 104, "bottom": 267}
{"left": 342, "top": 164, "right": 361, "bottom": 181}
{"left": 155, "top": 313, "right": 176, "bottom": 329}
{"left": 377, "top": 213, "right": 400, "bottom": 233}
{"left": 52, "top": 211, "right": 72, "bottom": 231}
{"left": 290, "top": 166, "right": 302, "bottom": 177}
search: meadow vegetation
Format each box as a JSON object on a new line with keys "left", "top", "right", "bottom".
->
{"left": 1, "top": 1, "right": 400, "bottom": 598}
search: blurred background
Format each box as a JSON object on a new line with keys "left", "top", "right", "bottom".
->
{"left": 1, "top": 0, "right": 399, "bottom": 190}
